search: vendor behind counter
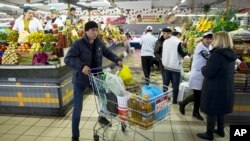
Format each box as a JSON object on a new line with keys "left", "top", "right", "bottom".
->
{"left": 12, "top": 6, "right": 43, "bottom": 34}
{"left": 44, "top": 7, "right": 63, "bottom": 34}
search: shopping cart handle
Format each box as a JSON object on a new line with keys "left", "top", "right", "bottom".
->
{"left": 91, "top": 63, "right": 117, "bottom": 71}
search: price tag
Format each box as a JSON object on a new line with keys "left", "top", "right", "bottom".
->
{"left": 8, "top": 78, "right": 16, "bottom": 82}
{"left": 155, "top": 96, "right": 168, "bottom": 113}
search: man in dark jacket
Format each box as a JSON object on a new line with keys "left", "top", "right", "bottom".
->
{"left": 64, "top": 21, "right": 122, "bottom": 141}
{"left": 154, "top": 27, "right": 172, "bottom": 82}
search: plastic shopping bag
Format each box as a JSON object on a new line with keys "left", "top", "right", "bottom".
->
{"left": 105, "top": 71, "right": 126, "bottom": 96}
{"left": 118, "top": 65, "right": 135, "bottom": 85}
{"left": 141, "top": 85, "right": 163, "bottom": 99}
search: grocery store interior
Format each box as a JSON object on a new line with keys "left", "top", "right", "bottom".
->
{"left": 0, "top": 0, "right": 250, "bottom": 141}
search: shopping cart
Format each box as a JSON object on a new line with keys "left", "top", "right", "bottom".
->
{"left": 89, "top": 69, "right": 173, "bottom": 141}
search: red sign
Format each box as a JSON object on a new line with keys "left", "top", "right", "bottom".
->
{"left": 106, "top": 16, "right": 126, "bottom": 25}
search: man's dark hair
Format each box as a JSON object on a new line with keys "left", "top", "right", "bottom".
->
{"left": 70, "top": 7, "right": 76, "bottom": 11}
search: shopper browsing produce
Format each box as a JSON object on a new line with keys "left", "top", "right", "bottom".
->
{"left": 12, "top": 6, "right": 43, "bottom": 34}
{"left": 140, "top": 26, "right": 158, "bottom": 83}
{"left": 179, "top": 31, "right": 213, "bottom": 120}
{"left": 197, "top": 31, "right": 236, "bottom": 140}
{"left": 44, "top": 7, "right": 63, "bottom": 33}
{"left": 161, "top": 27, "right": 188, "bottom": 104}
{"left": 64, "top": 21, "right": 123, "bottom": 141}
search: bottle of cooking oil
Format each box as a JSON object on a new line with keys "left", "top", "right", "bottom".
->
{"left": 127, "top": 94, "right": 141, "bottom": 125}
{"left": 139, "top": 95, "right": 153, "bottom": 130}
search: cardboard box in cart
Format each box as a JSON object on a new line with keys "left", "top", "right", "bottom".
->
{"left": 150, "top": 93, "right": 169, "bottom": 121}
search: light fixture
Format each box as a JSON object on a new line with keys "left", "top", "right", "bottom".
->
{"left": 0, "top": 3, "right": 20, "bottom": 9}
{"left": 77, "top": 0, "right": 110, "bottom": 7}
{"left": 24, "top": 3, "right": 43, "bottom": 6}
{"left": 173, "top": 6, "right": 178, "bottom": 11}
{"left": 168, "top": 12, "right": 172, "bottom": 15}
{"left": 175, "top": 14, "right": 216, "bottom": 17}
{"left": 48, "top": 3, "right": 64, "bottom": 6}
{"left": 0, "top": 12, "right": 7, "bottom": 15}
{"left": 37, "top": 10, "right": 49, "bottom": 14}
{"left": 181, "top": 0, "right": 186, "bottom": 4}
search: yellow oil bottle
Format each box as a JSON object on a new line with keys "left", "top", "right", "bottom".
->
{"left": 127, "top": 94, "right": 141, "bottom": 125}
{"left": 139, "top": 95, "right": 153, "bottom": 130}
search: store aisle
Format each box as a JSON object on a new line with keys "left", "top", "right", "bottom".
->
{"left": 0, "top": 51, "right": 230, "bottom": 141}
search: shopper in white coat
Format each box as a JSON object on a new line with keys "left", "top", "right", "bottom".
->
{"left": 162, "top": 27, "right": 188, "bottom": 104}
{"left": 13, "top": 6, "right": 43, "bottom": 34}
{"left": 179, "top": 31, "right": 213, "bottom": 120}
{"left": 140, "top": 26, "right": 157, "bottom": 82}
{"left": 44, "top": 7, "right": 63, "bottom": 33}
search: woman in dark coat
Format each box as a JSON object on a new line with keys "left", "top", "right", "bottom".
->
{"left": 197, "top": 31, "right": 236, "bottom": 140}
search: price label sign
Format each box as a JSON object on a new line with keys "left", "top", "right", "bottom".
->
{"left": 155, "top": 96, "right": 168, "bottom": 113}
{"left": 8, "top": 78, "right": 16, "bottom": 82}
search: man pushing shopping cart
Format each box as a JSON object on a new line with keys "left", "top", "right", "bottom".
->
{"left": 64, "top": 21, "right": 123, "bottom": 141}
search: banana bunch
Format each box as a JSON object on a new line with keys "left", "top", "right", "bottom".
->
{"left": 71, "top": 29, "right": 79, "bottom": 42}
{"left": 28, "top": 32, "right": 44, "bottom": 44}
{"left": 187, "top": 35, "right": 195, "bottom": 54}
{"left": 196, "top": 18, "right": 215, "bottom": 32}
{"left": 6, "top": 30, "right": 19, "bottom": 43}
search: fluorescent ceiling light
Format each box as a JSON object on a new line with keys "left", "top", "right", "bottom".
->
{"left": 0, "top": 12, "right": 7, "bottom": 15}
{"left": 181, "top": 0, "right": 186, "bottom": 3}
{"left": 173, "top": 6, "right": 178, "bottom": 11}
{"left": 175, "top": 14, "right": 215, "bottom": 17}
{"left": 168, "top": 12, "right": 172, "bottom": 15}
{"left": 0, "top": 18, "right": 14, "bottom": 20}
{"left": 24, "top": 3, "right": 43, "bottom": 6}
{"left": 0, "top": 3, "right": 20, "bottom": 9}
{"left": 48, "top": 3, "right": 64, "bottom": 6}
{"left": 77, "top": 0, "right": 110, "bottom": 7}
{"left": 37, "top": 10, "right": 49, "bottom": 14}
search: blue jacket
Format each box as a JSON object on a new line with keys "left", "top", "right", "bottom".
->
{"left": 64, "top": 35, "right": 121, "bottom": 86}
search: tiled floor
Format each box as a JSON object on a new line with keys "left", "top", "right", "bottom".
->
{"left": 0, "top": 50, "right": 230, "bottom": 141}
{"left": 0, "top": 102, "right": 230, "bottom": 141}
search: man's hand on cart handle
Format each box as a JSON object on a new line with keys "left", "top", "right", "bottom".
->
{"left": 82, "top": 65, "right": 91, "bottom": 75}
{"left": 117, "top": 60, "right": 123, "bottom": 68}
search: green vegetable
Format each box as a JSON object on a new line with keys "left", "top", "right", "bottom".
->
{"left": 0, "top": 32, "right": 7, "bottom": 40}
{"left": 42, "top": 43, "right": 55, "bottom": 52}
{"left": 48, "top": 55, "right": 59, "bottom": 61}
{"left": 213, "top": 21, "right": 239, "bottom": 33}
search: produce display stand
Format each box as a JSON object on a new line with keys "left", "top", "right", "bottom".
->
{"left": 0, "top": 44, "right": 125, "bottom": 116}
{"left": 225, "top": 37, "right": 250, "bottom": 123}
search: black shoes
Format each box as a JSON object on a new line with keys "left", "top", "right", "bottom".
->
{"left": 72, "top": 137, "right": 79, "bottom": 141}
{"left": 98, "top": 116, "right": 112, "bottom": 127}
{"left": 178, "top": 102, "right": 185, "bottom": 115}
{"left": 193, "top": 113, "right": 204, "bottom": 121}
{"left": 172, "top": 100, "right": 177, "bottom": 104}
{"left": 197, "top": 133, "right": 214, "bottom": 140}
{"left": 214, "top": 129, "right": 225, "bottom": 137}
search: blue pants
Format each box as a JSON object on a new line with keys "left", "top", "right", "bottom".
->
{"left": 72, "top": 83, "right": 87, "bottom": 138}
{"left": 163, "top": 69, "right": 181, "bottom": 102}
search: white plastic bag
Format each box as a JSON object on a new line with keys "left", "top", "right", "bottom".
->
{"left": 105, "top": 71, "right": 126, "bottom": 96}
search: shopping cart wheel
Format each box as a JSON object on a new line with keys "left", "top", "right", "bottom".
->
{"left": 93, "top": 134, "right": 99, "bottom": 141}
{"left": 121, "top": 122, "right": 126, "bottom": 132}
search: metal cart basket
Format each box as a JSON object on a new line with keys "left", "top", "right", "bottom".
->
{"left": 89, "top": 71, "right": 173, "bottom": 141}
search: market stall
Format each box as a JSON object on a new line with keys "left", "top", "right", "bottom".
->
{"left": 0, "top": 13, "right": 126, "bottom": 116}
